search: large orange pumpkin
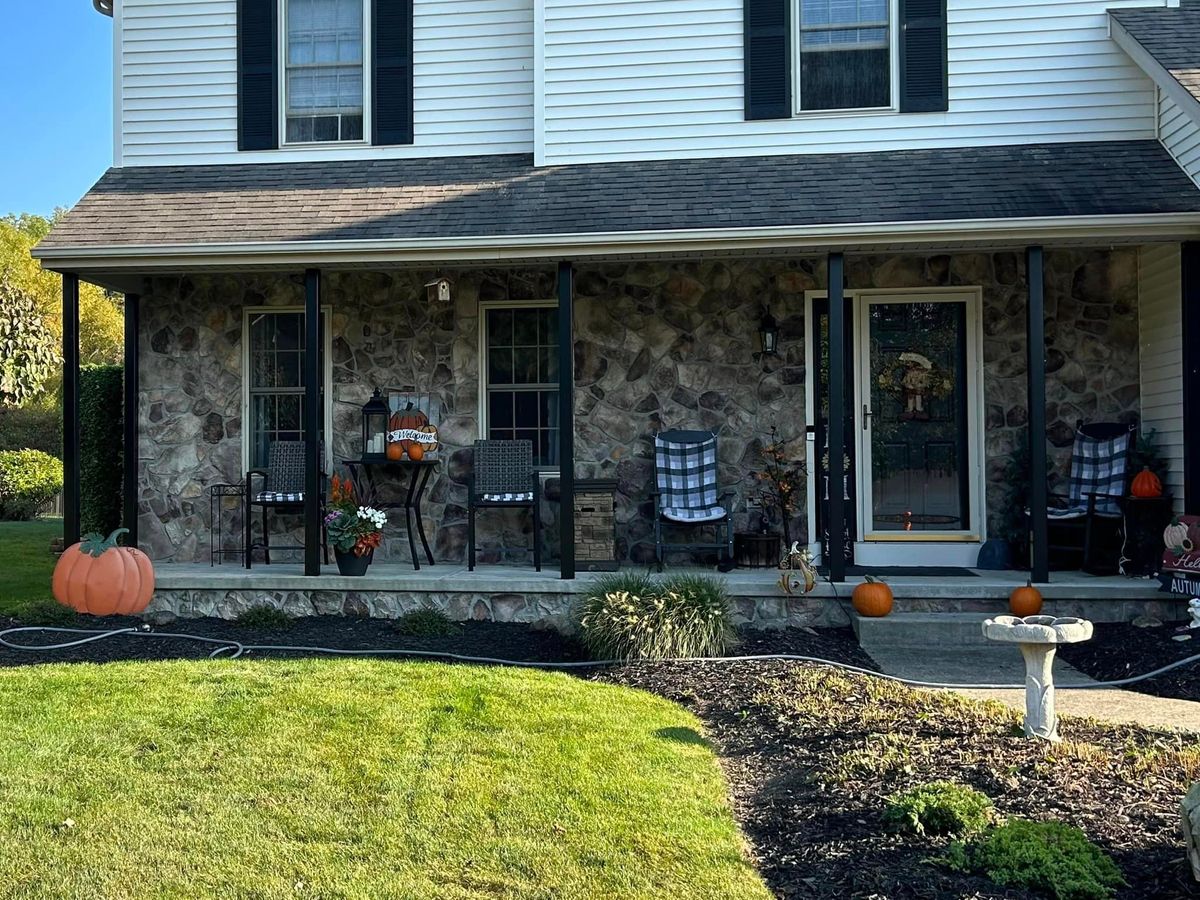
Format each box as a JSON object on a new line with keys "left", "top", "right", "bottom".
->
{"left": 1130, "top": 467, "right": 1163, "bottom": 499}
{"left": 52, "top": 528, "right": 155, "bottom": 616}
{"left": 389, "top": 404, "right": 429, "bottom": 456}
{"left": 851, "top": 576, "right": 893, "bottom": 618}
{"left": 1009, "top": 580, "right": 1043, "bottom": 617}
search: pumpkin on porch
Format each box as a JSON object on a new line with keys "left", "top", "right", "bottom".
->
{"left": 52, "top": 528, "right": 154, "bottom": 616}
{"left": 390, "top": 404, "right": 430, "bottom": 456}
{"left": 1009, "top": 580, "right": 1043, "bottom": 617}
{"left": 851, "top": 576, "right": 893, "bottom": 618}
{"left": 1130, "top": 467, "right": 1163, "bottom": 499}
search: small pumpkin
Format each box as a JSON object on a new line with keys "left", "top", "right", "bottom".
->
{"left": 417, "top": 424, "right": 439, "bottom": 454}
{"left": 385, "top": 440, "right": 404, "bottom": 462}
{"left": 1131, "top": 467, "right": 1163, "bottom": 499}
{"left": 390, "top": 404, "right": 429, "bottom": 455}
{"left": 851, "top": 576, "right": 893, "bottom": 618}
{"left": 407, "top": 442, "right": 425, "bottom": 462}
{"left": 1165, "top": 517, "right": 1190, "bottom": 551}
{"left": 1009, "top": 580, "right": 1043, "bottom": 617}
{"left": 52, "top": 528, "right": 154, "bottom": 616}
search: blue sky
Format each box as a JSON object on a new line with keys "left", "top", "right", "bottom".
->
{"left": 0, "top": 0, "right": 113, "bottom": 217}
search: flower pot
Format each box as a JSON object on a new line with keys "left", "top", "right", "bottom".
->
{"left": 335, "top": 548, "right": 373, "bottom": 577}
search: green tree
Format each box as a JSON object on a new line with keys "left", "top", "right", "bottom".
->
{"left": 0, "top": 280, "right": 59, "bottom": 406}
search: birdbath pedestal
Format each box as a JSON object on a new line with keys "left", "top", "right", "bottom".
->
{"left": 981, "top": 615, "right": 1094, "bottom": 741}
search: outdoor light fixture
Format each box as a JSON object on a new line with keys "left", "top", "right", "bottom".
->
{"left": 361, "top": 388, "right": 390, "bottom": 461}
{"left": 759, "top": 308, "right": 779, "bottom": 357}
{"left": 425, "top": 278, "right": 452, "bottom": 303}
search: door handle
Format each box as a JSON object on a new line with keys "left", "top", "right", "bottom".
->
{"left": 862, "top": 404, "right": 874, "bottom": 431}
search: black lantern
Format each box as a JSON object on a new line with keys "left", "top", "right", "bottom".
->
{"left": 759, "top": 308, "right": 779, "bottom": 357}
{"left": 361, "top": 388, "right": 390, "bottom": 461}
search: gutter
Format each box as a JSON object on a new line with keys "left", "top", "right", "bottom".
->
{"left": 30, "top": 213, "right": 1200, "bottom": 272}
{"left": 93, "top": 0, "right": 113, "bottom": 15}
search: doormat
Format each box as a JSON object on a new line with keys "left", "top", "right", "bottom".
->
{"left": 816, "top": 566, "right": 979, "bottom": 577}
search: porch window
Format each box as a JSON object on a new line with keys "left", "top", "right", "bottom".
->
{"left": 482, "top": 305, "right": 559, "bottom": 468}
{"left": 796, "top": 0, "right": 892, "bottom": 111}
{"left": 283, "top": 0, "right": 366, "bottom": 144}
{"left": 245, "top": 309, "right": 330, "bottom": 470}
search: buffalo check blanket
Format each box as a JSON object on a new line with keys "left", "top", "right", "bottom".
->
{"left": 255, "top": 491, "right": 304, "bottom": 503}
{"left": 1048, "top": 431, "right": 1130, "bottom": 519}
{"left": 654, "top": 433, "right": 727, "bottom": 524}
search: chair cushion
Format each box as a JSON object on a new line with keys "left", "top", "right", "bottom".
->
{"left": 481, "top": 492, "right": 534, "bottom": 502}
{"left": 662, "top": 505, "right": 727, "bottom": 523}
{"left": 1046, "top": 506, "right": 1121, "bottom": 520}
{"left": 255, "top": 491, "right": 304, "bottom": 503}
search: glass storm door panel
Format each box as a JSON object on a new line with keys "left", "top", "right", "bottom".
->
{"left": 862, "top": 298, "right": 971, "bottom": 534}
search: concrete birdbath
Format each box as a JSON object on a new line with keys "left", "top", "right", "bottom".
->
{"left": 981, "top": 615, "right": 1094, "bottom": 741}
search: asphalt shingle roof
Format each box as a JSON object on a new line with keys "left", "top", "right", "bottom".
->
{"left": 38, "top": 140, "right": 1200, "bottom": 252}
{"left": 1110, "top": 5, "right": 1200, "bottom": 104}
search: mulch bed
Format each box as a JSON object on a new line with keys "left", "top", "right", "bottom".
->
{"left": 1059, "top": 621, "right": 1200, "bottom": 702}
{"left": 2, "top": 613, "right": 1197, "bottom": 898}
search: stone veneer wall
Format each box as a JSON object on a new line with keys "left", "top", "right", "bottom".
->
{"left": 136, "top": 249, "right": 1139, "bottom": 564}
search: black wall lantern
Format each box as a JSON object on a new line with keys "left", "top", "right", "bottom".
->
{"left": 361, "top": 388, "right": 390, "bottom": 461}
{"left": 759, "top": 308, "right": 779, "bottom": 357}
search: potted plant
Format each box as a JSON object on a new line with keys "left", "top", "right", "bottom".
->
{"left": 751, "top": 426, "right": 807, "bottom": 550}
{"left": 324, "top": 475, "right": 385, "bottom": 576}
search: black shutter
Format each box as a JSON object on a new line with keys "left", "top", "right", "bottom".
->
{"left": 744, "top": 0, "right": 791, "bottom": 120}
{"left": 237, "top": 0, "right": 278, "bottom": 151}
{"left": 899, "top": 0, "right": 948, "bottom": 112}
{"left": 373, "top": 0, "right": 414, "bottom": 145}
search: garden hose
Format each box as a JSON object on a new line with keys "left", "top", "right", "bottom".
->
{"left": 2, "top": 624, "right": 1199, "bottom": 692}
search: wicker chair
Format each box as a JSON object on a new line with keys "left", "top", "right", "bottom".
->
{"left": 468, "top": 439, "right": 541, "bottom": 571}
{"left": 652, "top": 429, "right": 735, "bottom": 570}
{"left": 244, "top": 440, "right": 328, "bottom": 568}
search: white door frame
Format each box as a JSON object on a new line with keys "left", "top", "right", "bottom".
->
{"left": 803, "top": 288, "right": 986, "bottom": 567}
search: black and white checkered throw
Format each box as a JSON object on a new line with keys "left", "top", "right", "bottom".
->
{"left": 1048, "top": 431, "right": 1130, "bottom": 519}
{"left": 654, "top": 433, "right": 727, "bottom": 524}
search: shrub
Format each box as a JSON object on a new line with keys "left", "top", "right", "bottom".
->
{"left": 0, "top": 449, "right": 63, "bottom": 520}
{"left": 0, "top": 280, "right": 59, "bottom": 407}
{"left": 948, "top": 820, "right": 1125, "bottom": 900}
{"left": 884, "top": 781, "right": 993, "bottom": 837}
{"left": 80, "top": 364, "right": 123, "bottom": 536}
{"left": 0, "top": 402, "right": 61, "bottom": 456}
{"left": 576, "top": 572, "right": 735, "bottom": 660}
{"left": 14, "top": 598, "right": 77, "bottom": 627}
{"left": 234, "top": 606, "right": 293, "bottom": 629}
{"left": 393, "top": 608, "right": 460, "bottom": 637}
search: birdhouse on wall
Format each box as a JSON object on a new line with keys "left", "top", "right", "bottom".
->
{"left": 425, "top": 278, "right": 452, "bottom": 303}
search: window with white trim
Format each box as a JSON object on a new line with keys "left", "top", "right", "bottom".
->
{"left": 796, "top": 0, "right": 892, "bottom": 111}
{"left": 482, "top": 305, "right": 560, "bottom": 468}
{"left": 283, "top": 0, "right": 366, "bottom": 144}
{"left": 244, "top": 309, "right": 331, "bottom": 469}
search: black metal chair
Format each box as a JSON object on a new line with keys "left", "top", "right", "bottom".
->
{"left": 244, "top": 440, "right": 328, "bottom": 568}
{"left": 467, "top": 439, "right": 541, "bottom": 571}
{"left": 652, "top": 429, "right": 735, "bottom": 570}
{"left": 1042, "top": 420, "right": 1136, "bottom": 574}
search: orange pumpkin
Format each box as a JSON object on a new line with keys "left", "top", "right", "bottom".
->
{"left": 407, "top": 442, "right": 425, "bottom": 462}
{"left": 52, "top": 529, "right": 154, "bottom": 616}
{"left": 390, "top": 404, "right": 429, "bottom": 455}
{"left": 1130, "top": 467, "right": 1163, "bottom": 499}
{"left": 1009, "top": 580, "right": 1043, "bottom": 617}
{"left": 385, "top": 440, "right": 404, "bottom": 461}
{"left": 851, "top": 576, "right": 893, "bottom": 618}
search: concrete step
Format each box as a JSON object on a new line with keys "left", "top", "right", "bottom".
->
{"left": 853, "top": 611, "right": 995, "bottom": 650}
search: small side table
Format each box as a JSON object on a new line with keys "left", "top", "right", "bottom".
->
{"left": 343, "top": 459, "right": 440, "bottom": 570}
{"left": 209, "top": 482, "right": 246, "bottom": 566}
{"left": 1122, "top": 495, "right": 1174, "bottom": 576}
{"left": 734, "top": 532, "right": 781, "bottom": 569}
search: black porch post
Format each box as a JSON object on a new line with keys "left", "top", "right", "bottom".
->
{"left": 1183, "top": 242, "right": 1200, "bottom": 513}
{"left": 303, "top": 269, "right": 321, "bottom": 576}
{"left": 557, "top": 261, "right": 575, "bottom": 580}
{"left": 122, "top": 294, "right": 140, "bottom": 546}
{"left": 62, "top": 273, "right": 81, "bottom": 547}
{"left": 827, "top": 252, "right": 846, "bottom": 584}
{"left": 1026, "top": 246, "right": 1049, "bottom": 583}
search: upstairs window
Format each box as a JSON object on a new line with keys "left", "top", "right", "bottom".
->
{"left": 283, "top": 0, "right": 367, "bottom": 144}
{"left": 796, "top": 0, "right": 891, "bottom": 111}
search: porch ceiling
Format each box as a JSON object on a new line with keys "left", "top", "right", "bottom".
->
{"left": 34, "top": 141, "right": 1200, "bottom": 288}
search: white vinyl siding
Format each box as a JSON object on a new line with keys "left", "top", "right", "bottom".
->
{"left": 538, "top": 0, "right": 1161, "bottom": 165}
{"left": 1137, "top": 242, "right": 1185, "bottom": 512}
{"left": 1159, "top": 91, "right": 1200, "bottom": 188}
{"left": 119, "top": 0, "right": 533, "bottom": 165}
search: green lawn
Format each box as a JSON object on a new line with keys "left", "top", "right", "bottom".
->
{"left": 0, "top": 659, "right": 768, "bottom": 899}
{"left": 0, "top": 518, "right": 60, "bottom": 618}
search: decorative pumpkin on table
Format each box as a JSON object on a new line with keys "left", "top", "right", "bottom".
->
{"left": 851, "top": 576, "right": 893, "bottom": 618}
{"left": 389, "top": 403, "right": 429, "bottom": 458}
{"left": 1008, "top": 580, "right": 1043, "bottom": 617}
{"left": 52, "top": 528, "right": 154, "bottom": 616}
{"left": 1130, "top": 467, "right": 1163, "bottom": 499}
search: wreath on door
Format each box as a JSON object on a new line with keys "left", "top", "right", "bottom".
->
{"left": 876, "top": 352, "right": 954, "bottom": 421}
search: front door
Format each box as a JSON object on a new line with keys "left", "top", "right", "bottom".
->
{"left": 856, "top": 293, "right": 982, "bottom": 541}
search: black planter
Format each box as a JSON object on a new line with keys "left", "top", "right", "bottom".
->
{"left": 335, "top": 548, "right": 372, "bottom": 576}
